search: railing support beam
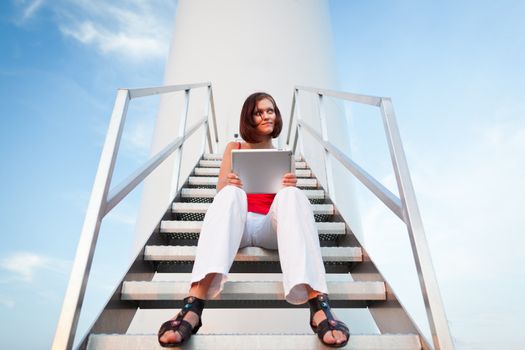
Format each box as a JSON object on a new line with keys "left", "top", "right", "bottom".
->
{"left": 290, "top": 85, "right": 454, "bottom": 350}
{"left": 52, "top": 82, "right": 217, "bottom": 349}
{"left": 318, "top": 93, "right": 337, "bottom": 203}
{"left": 52, "top": 89, "right": 130, "bottom": 350}
{"left": 171, "top": 89, "right": 191, "bottom": 198}
{"left": 380, "top": 98, "right": 454, "bottom": 350}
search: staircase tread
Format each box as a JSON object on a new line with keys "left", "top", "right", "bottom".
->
{"left": 194, "top": 167, "right": 313, "bottom": 177}
{"left": 188, "top": 176, "right": 318, "bottom": 187}
{"left": 144, "top": 245, "right": 362, "bottom": 262}
{"left": 121, "top": 280, "right": 386, "bottom": 301}
{"left": 88, "top": 333, "right": 422, "bottom": 350}
{"left": 172, "top": 202, "right": 334, "bottom": 215}
{"left": 160, "top": 220, "right": 345, "bottom": 234}
{"left": 199, "top": 160, "right": 308, "bottom": 169}
{"left": 181, "top": 188, "right": 325, "bottom": 199}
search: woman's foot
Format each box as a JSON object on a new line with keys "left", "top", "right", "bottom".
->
{"left": 157, "top": 296, "right": 205, "bottom": 347}
{"left": 311, "top": 308, "right": 348, "bottom": 346}
{"left": 308, "top": 293, "right": 350, "bottom": 348}
{"left": 158, "top": 310, "right": 200, "bottom": 344}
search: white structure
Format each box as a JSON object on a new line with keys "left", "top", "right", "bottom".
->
{"left": 134, "top": 0, "right": 359, "bottom": 247}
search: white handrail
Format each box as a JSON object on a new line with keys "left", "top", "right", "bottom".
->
{"left": 287, "top": 86, "right": 454, "bottom": 350}
{"left": 298, "top": 120, "right": 403, "bottom": 219}
{"left": 52, "top": 83, "right": 218, "bottom": 350}
{"left": 105, "top": 116, "right": 209, "bottom": 214}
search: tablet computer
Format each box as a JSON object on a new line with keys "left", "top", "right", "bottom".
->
{"left": 231, "top": 149, "right": 294, "bottom": 193}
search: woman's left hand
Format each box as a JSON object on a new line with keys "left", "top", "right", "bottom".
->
{"left": 282, "top": 172, "right": 297, "bottom": 187}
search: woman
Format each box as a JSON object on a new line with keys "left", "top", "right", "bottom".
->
{"left": 158, "top": 92, "right": 350, "bottom": 347}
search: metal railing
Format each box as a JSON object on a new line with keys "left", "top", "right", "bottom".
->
{"left": 52, "top": 82, "right": 218, "bottom": 350}
{"left": 287, "top": 86, "right": 454, "bottom": 350}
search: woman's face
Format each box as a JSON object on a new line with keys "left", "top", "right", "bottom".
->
{"left": 253, "top": 98, "right": 276, "bottom": 137}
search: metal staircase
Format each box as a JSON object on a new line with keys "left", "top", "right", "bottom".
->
{"left": 52, "top": 83, "right": 454, "bottom": 349}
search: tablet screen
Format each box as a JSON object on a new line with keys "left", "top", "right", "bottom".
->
{"left": 231, "top": 149, "right": 293, "bottom": 193}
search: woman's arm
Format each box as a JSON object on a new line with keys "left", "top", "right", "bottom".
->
{"left": 217, "top": 141, "right": 243, "bottom": 192}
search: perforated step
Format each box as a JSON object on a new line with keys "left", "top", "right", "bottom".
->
{"left": 187, "top": 176, "right": 318, "bottom": 188}
{"left": 144, "top": 246, "right": 362, "bottom": 262}
{"left": 194, "top": 167, "right": 313, "bottom": 178}
{"left": 121, "top": 280, "right": 386, "bottom": 302}
{"left": 199, "top": 160, "right": 308, "bottom": 169}
{"left": 180, "top": 188, "right": 325, "bottom": 200}
{"left": 172, "top": 202, "right": 334, "bottom": 215}
{"left": 87, "top": 334, "right": 422, "bottom": 350}
{"left": 160, "top": 220, "right": 345, "bottom": 235}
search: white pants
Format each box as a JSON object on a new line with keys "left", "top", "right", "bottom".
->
{"left": 190, "top": 185, "right": 328, "bottom": 305}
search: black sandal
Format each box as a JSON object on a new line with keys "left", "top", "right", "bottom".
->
{"left": 157, "top": 296, "right": 205, "bottom": 347}
{"left": 308, "top": 293, "right": 350, "bottom": 348}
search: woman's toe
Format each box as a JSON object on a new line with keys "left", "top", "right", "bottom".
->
{"left": 160, "top": 330, "right": 181, "bottom": 344}
{"left": 334, "top": 330, "right": 347, "bottom": 343}
{"left": 322, "top": 331, "right": 337, "bottom": 344}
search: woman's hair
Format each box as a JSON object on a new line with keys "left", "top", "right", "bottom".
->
{"left": 239, "top": 92, "right": 283, "bottom": 143}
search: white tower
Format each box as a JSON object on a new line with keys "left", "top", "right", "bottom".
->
{"left": 135, "top": 0, "right": 358, "bottom": 247}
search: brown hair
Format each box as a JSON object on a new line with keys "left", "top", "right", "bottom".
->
{"left": 239, "top": 92, "right": 283, "bottom": 143}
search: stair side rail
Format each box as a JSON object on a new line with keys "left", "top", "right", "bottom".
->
{"left": 287, "top": 86, "right": 454, "bottom": 350}
{"left": 52, "top": 82, "right": 218, "bottom": 350}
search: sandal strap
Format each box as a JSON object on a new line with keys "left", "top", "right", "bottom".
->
{"left": 180, "top": 296, "right": 206, "bottom": 318}
{"left": 157, "top": 319, "right": 195, "bottom": 345}
{"left": 308, "top": 293, "right": 335, "bottom": 323}
{"left": 308, "top": 293, "right": 350, "bottom": 347}
{"left": 316, "top": 319, "right": 350, "bottom": 338}
{"left": 157, "top": 296, "right": 206, "bottom": 346}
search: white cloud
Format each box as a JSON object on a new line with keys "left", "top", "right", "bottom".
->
{"left": 23, "top": 0, "right": 45, "bottom": 19}
{"left": 13, "top": 0, "right": 177, "bottom": 62}
{"left": 0, "top": 252, "right": 70, "bottom": 282}
{"left": 56, "top": 0, "right": 176, "bottom": 62}
{"left": 12, "top": 0, "right": 46, "bottom": 20}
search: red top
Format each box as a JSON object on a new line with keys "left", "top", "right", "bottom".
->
{"left": 236, "top": 142, "right": 276, "bottom": 215}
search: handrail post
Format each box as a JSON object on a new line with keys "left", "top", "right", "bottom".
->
{"left": 171, "top": 89, "right": 191, "bottom": 199}
{"left": 52, "top": 89, "right": 130, "bottom": 350}
{"left": 380, "top": 98, "right": 454, "bottom": 350}
{"left": 209, "top": 86, "right": 219, "bottom": 145}
{"left": 318, "top": 93, "right": 336, "bottom": 203}
{"left": 286, "top": 89, "right": 296, "bottom": 146}
{"left": 204, "top": 85, "right": 214, "bottom": 154}
{"left": 292, "top": 89, "right": 303, "bottom": 156}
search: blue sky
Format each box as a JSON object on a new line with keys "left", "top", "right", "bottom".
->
{"left": 1, "top": 0, "right": 524, "bottom": 349}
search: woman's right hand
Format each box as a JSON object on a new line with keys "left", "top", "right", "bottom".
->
{"left": 226, "top": 172, "right": 243, "bottom": 188}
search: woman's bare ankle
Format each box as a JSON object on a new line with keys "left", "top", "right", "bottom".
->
{"left": 189, "top": 273, "right": 217, "bottom": 300}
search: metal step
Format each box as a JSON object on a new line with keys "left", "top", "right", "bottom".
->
{"left": 194, "top": 167, "right": 313, "bottom": 177}
{"left": 121, "top": 280, "right": 386, "bottom": 302}
{"left": 144, "top": 246, "right": 362, "bottom": 262}
{"left": 160, "top": 220, "right": 345, "bottom": 235}
{"left": 199, "top": 159, "right": 308, "bottom": 169}
{"left": 203, "top": 153, "right": 304, "bottom": 161}
{"left": 88, "top": 334, "right": 422, "bottom": 350}
{"left": 172, "top": 202, "right": 334, "bottom": 215}
{"left": 181, "top": 188, "right": 325, "bottom": 200}
{"left": 188, "top": 176, "right": 318, "bottom": 188}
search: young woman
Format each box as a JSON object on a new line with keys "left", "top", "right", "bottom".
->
{"left": 158, "top": 92, "right": 350, "bottom": 347}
